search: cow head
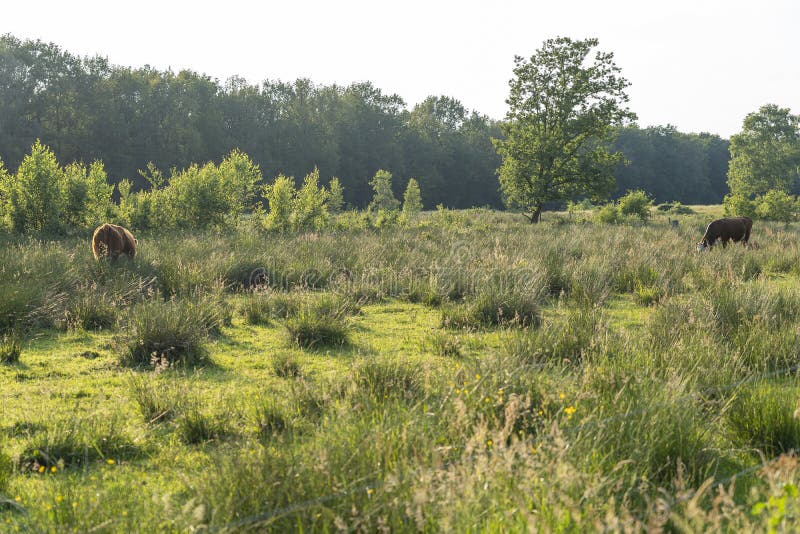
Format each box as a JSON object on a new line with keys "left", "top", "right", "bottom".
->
{"left": 696, "top": 241, "right": 710, "bottom": 252}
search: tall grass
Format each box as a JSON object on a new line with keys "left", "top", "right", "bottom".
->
{"left": 117, "top": 295, "right": 223, "bottom": 367}
{"left": 5, "top": 213, "right": 800, "bottom": 531}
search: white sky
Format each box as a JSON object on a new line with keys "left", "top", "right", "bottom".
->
{"left": 2, "top": 0, "right": 798, "bottom": 138}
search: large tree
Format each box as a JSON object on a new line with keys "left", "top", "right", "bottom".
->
{"left": 727, "top": 104, "right": 800, "bottom": 197}
{"left": 495, "top": 37, "right": 636, "bottom": 222}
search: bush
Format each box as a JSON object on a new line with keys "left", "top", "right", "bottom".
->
{"left": 292, "top": 168, "right": 329, "bottom": 232}
{"left": 369, "top": 169, "right": 400, "bottom": 212}
{"left": 217, "top": 149, "right": 263, "bottom": 218}
{"left": 567, "top": 198, "right": 595, "bottom": 212}
{"left": 668, "top": 201, "right": 694, "bottom": 215}
{"left": 402, "top": 178, "right": 423, "bottom": 217}
{"left": 165, "top": 163, "right": 230, "bottom": 230}
{"left": 4, "top": 140, "right": 66, "bottom": 233}
{"left": 327, "top": 177, "right": 345, "bottom": 214}
{"left": 723, "top": 193, "right": 756, "bottom": 218}
{"left": 263, "top": 176, "right": 296, "bottom": 233}
{"left": 755, "top": 189, "right": 796, "bottom": 223}
{"left": 617, "top": 189, "right": 653, "bottom": 221}
{"left": 594, "top": 203, "right": 620, "bottom": 224}
{"left": 118, "top": 296, "right": 221, "bottom": 368}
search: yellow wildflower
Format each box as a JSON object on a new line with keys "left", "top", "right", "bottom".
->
{"left": 564, "top": 406, "right": 576, "bottom": 416}
{"left": 107, "top": 459, "right": 115, "bottom": 465}
{"left": 50, "top": 466, "right": 57, "bottom": 473}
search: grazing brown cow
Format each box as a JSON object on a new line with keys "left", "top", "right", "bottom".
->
{"left": 92, "top": 223, "right": 138, "bottom": 260}
{"left": 696, "top": 217, "right": 752, "bottom": 251}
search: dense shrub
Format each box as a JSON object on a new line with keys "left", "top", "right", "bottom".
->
{"left": 723, "top": 193, "right": 756, "bottom": 218}
{"left": 402, "top": 178, "right": 423, "bottom": 217}
{"left": 594, "top": 203, "right": 620, "bottom": 224}
{"left": 0, "top": 141, "right": 115, "bottom": 234}
{"left": 327, "top": 177, "right": 345, "bottom": 214}
{"left": 291, "top": 167, "right": 329, "bottom": 231}
{"left": 754, "top": 189, "right": 796, "bottom": 223}
{"left": 263, "top": 175, "right": 296, "bottom": 233}
{"left": 369, "top": 169, "right": 400, "bottom": 212}
{"left": 617, "top": 189, "right": 654, "bottom": 220}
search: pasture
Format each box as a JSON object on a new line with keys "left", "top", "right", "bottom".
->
{"left": 3, "top": 208, "right": 800, "bottom": 531}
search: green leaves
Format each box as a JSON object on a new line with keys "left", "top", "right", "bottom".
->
{"left": 402, "top": 178, "right": 423, "bottom": 216}
{"left": 728, "top": 104, "right": 800, "bottom": 198}
{"left": 369, "top": 169, "right": 400, "bottom": 212}
{"left": 495, "top": 37, "right": 636, "bottom": 220}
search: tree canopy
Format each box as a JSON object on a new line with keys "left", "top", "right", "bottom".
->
{"left": 0, "top": 34, "right": 740, "bottom": 212}
{"left": 727, "top": 104, "right": 800, "bottom": 197}
{"left": 495, "top": 37, "right": 636, "bottom": 222}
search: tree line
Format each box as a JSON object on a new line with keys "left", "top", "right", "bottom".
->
{"left": 0, "top": 34, "right": 732, "bottom": 215}
{"left": 0, "top": 34, "right": 502, "bottom": 210}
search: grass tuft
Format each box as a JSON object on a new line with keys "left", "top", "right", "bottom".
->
{"left": 0, "top": 334, "right": 21, "bottom": 364}
{"left": 118, "top": 296, "right": 221, "bottom": 368}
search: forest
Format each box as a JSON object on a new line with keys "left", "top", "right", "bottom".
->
{"left": 0, "top": 34, "right": 729, "bottom": 208}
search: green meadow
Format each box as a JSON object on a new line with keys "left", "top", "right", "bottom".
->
{"left": 3, "top": 209, "right": 800, "bottom": 531}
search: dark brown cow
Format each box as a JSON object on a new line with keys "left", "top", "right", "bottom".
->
{"left": 92, "top": 223, "right": 138, "bottom": 260}
{"left": 696, "top": 217, "right": 752, "bottom": 251}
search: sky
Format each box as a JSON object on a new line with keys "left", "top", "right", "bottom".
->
{"left": 1, "top": 0, "right": 798, "bottom": 138}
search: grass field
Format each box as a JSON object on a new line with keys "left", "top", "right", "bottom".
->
{"left": 3, "top": 208, "right": 800, "bottom": 531}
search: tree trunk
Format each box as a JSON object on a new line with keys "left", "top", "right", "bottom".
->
{"left": 521, "top": 205, "right": 543, "bottom": 224}
{"left": 526, "top": 205, "right": 542, "bottom": 224}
